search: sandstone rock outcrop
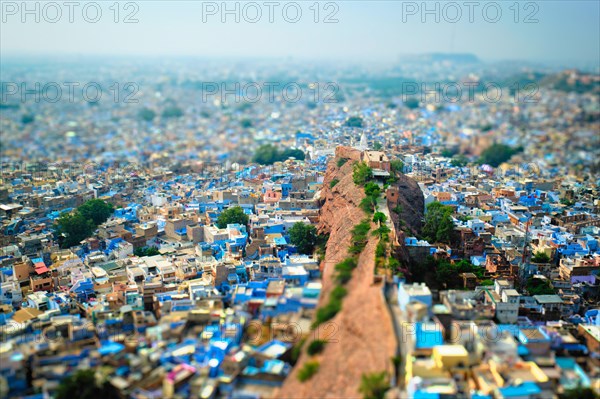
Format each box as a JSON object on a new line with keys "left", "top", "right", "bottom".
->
{"left": 276, "top": 147, "right": 423, "bottom": 398}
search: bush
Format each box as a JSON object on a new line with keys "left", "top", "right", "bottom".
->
{"left": 335, "top": 258, "right": 358, "bottom": 284}
{"left": 353, "top": 162, "right": 373, "bottom": 185}
{"left": 375, "top": 241, "right": 386, "bottom": 258}
{"left": 337, "top": 158, "right": 348, "bottom": 168}
{"left": 373, "top": 212, "right": 387, "bottom": 224}
{"left": 388, "top": 257, "right": 400, "bottom": 270}
{"left": 298, "top": 361, "right": 320, "bottom": 382}
{"left": 373, "top": 225, "right": 391, "bottom": 239}
{"left": 330, "top": 286, "right": 347, "bottom": 301}
{"left": 307, "top": 339, "right": 327, "bottom": 355}
{"left": 314, "top": 301, "right": 341, "bottom": 327}
{"left": 359, "top": 372, "right": 390, "bottom": 399}
{"left": 360, "top": 196, "right": 377, "bottom": 214}
{"left": 364, "top": 182, "right": 381, "bottom": 197}
{"left": 330, "top": 178, "right": 340, "bottom": 188}
{"left": 290, "top": 337, "right": 306, "bottom": 364}
{"left": 350, "top": 220, "right": 371, "bottom": 254}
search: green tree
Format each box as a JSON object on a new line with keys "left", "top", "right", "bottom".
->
{"left": 21, "top": 114, "right": 35, "bottom": 124}
{"left": 404, "top": 97, "right": 420, "bottom": 109}
{"left": 478, "top": 143, "right": 523, "bottom": 167}
{"left": 253, "top": 144, "right": 280, "bottom": 165}
{"left": 441, "top": 147, "right": 458, "bottom": 158}
{"left": 526, "top": 277, "right": 555, "bottom": 295}
{"left": 364, "top": 182, "right": 381, "bottom": 197}
{"left": 373, "top": 212, "right": 387, "bottom": 224}
{"left": 297, "top": 361, "right": 320, "bottom": 382}
{"left": 240, "top": 118, "right": 253, "bottom": 128}
{"left": 353, "top": 162, "right": 373, "bottom": 185}
{"left": 390, "top": 159, "right": 404, "bottom": 174}
{"left": 359, "top": 372, "right": 390, "bottom": 399}
{"left": 252, "top": 145, "right": 304, "bottom": 165}
{"left": 422, "top": 202, "right": 454, "bottom": 243}
{"left": 134, "top": 246, "right": 160, "bottom": 257}
{"left": 216, "top": 206, "right": 249, "bottom": 229}
{"left": 373, "top": 142, "right": 383, "bottom": 150}
{"left": 450, "top": 154, "right": 469, "bottom": 167}
{"left": 559, "top": 386, "right": 599, "bottom": 399}
{"left": 344, "top": 116, "right": 364, "bottom": 128}
{"left": 162, "top": 105, "right": 183, "bottom": 118}
{"left": 280, "top": 148, "right": 306, "bottom": 161}
{"left": 307, "top": 339, "right": 327, "bottom": 355}
{"left": 55, "top": 369, "right": 119, "bottom": 399}
{"left": 78, "top": 199, "right": 114, "bottom": 226}
{"left": 56, "top": 212, "right": 96, "bottom": 249}
{"left": 531, "top": 251, "right": 550, "bottom": 263}
{"left": 138, "top": 107, "right": 156, "bottom": 122}
{"left": 289, "top": 222, "right": 318, "bottom": 255}
{"left": 337, "top": 158, "right": 348, "bottom": 168}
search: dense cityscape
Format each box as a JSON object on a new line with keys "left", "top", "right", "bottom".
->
{"left": 1, "top": 2, "right": 600, "bottom": 399}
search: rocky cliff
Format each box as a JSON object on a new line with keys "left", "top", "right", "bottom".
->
{"left": 276, "top": 147, "right": 423, "bottom": 398}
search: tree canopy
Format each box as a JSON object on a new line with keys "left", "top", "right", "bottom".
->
{"left": 252, "top": 144, "right": 305, "bottom": 165}
{"left": 216, "top": 206, "right": 249, "bottom": 229}
{"left": 78, "top": 199, "right": 114, "bottom": 226}
{"left": 478, "top": 143, "right": 523, "bottom": 167}
{"left": 344, "top": 116, "right": 364, "bottom": 128}
{"left": 404, "top": 97, "right": 420, "bottom": 109}
{"left": 288, "top": 222, "right": 318, "bottom": 255}
{"left": 531, "top": 251, "right": 551, "bottom": 263}
{"left": 422, "top": 202, "right": 454, "bottom": 243}
{"left": 390, "top": 159, "right": 404, "bottom": 174}
{"left": 138, "top": 107, "right": 156, "bottom": 122}
{"left": 526, "top": 277, "right": 555, "bottom": 295}
{"left": 56, "top": 212, "right": 96, "bottom": 249}
{"left": 162, "top": 105, "right": 183, "bottom": 118}
{"left": 55, "top": 199, "right": 114, "bottom": 248}
{"left": 55, "top": 369, "right": 119, "bottom": 399}
{"left": 353, "top": 162, "right": 373, "bottom": 185}
{"left": 134, "top": 246, "right": 160, "bottom": 257}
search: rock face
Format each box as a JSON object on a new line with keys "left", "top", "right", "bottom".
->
{"left": 277, "top": 147, "right": 422, "bottom": 398}
{"left": 387, "top": 171, "right": 425, "bottom": 238}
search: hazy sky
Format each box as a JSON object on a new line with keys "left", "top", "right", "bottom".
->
{"left": 1, "top": 1, "right": 599, "bottom": 65}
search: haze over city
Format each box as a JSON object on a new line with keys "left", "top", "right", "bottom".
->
{"left": 0, "top": 1, "right": 599, "bottom": 399}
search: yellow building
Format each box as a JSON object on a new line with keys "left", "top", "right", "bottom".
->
{"left": 432, "top": 345, "right": 469, "bottom": 369}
